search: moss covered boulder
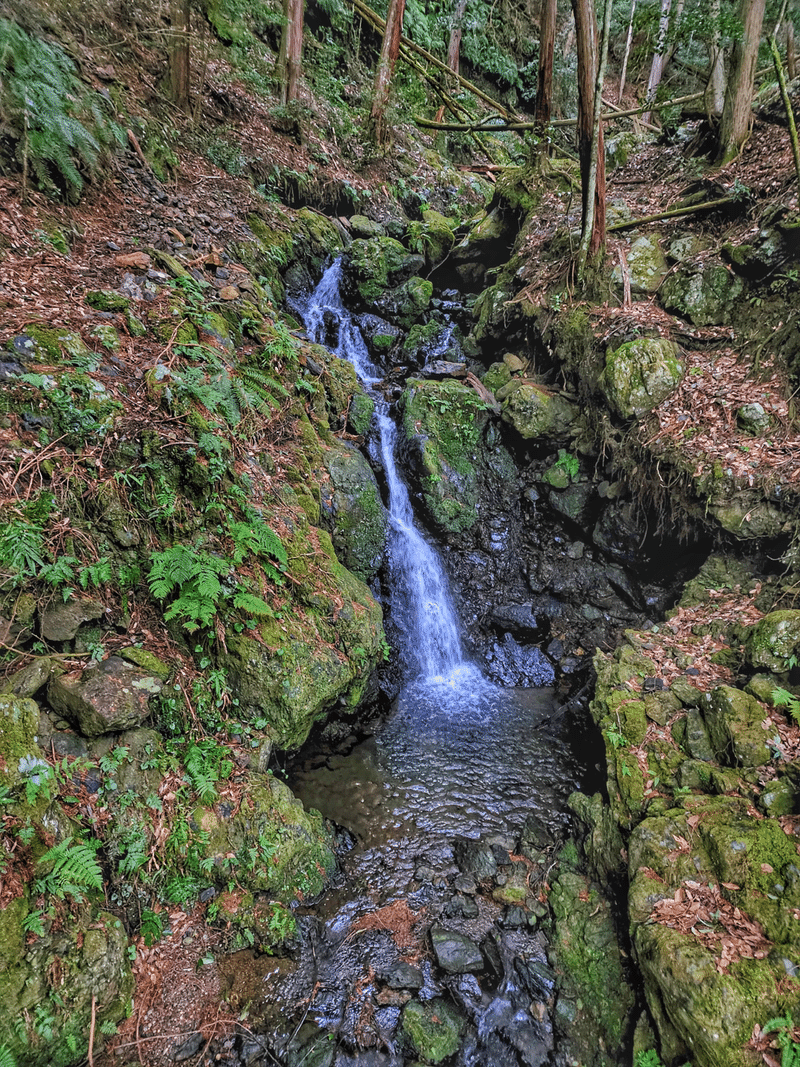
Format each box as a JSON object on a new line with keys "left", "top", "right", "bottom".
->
{"left": 341, "top": 236, "right": 425, "bottom": 307}
{"left": 222, "top": 518, "right": 383, "bottom": 749}
{"left": 402, "top": 998, "right": 465, "bottom": 1063}
{"left": 699, "top": 685, "right": 771, "bottom": 767}
{"left": 611, "top": 234, "right": 669, "bottom": 296}
{"left": 0, "top": 694, "right": 47, "bottom": 788}
{"left": 661, "top": 264, "right": 745, "bottom": 326}
{"left": 320, "top": 440, "right": 388, "bottom": 581}
{"left": 195, "top": 772, "right": 335, "bottom": 896}
{"left": 0, "top": 903, "right": 133, "bottom": 1067}
{"left": 417, "top": 208, "right": 455, "bottom": 269}
{"left": 744, "top": 610, "right": 800, "bottom": 673}
{"left": 401, "top": 378, "right": 498, "bottom": 535}
{"left": 47, "top": 656, "right": 164, "bottom": 737}
{"left": 601, "top": 338, "right": 683, "bottom": 418}
{"left": 496, "top": 380, "right": 577, "bottom": 440}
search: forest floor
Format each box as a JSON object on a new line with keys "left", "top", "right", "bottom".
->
{"left": 2, "top": 40, "right": 800, "bottom": 1064}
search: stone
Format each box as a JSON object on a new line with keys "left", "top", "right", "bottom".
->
{"left": 601, "top": 338, "right": 684, "bottom": 418}
{"left": 661, "top": 264, "right": 745, "bottom": 326}
{"left": 320, "top": 441, "right": 388, "bottom": 582}
{"left": 0, "top": 657, "right": 55, "bottom": 698}
{"left": 683, "top": 707, "right": 716, "bottom": 762}
{"left": 0, "top": 694, "right": 45, "bottom": 789}
{"left": 429, "top": 926, "right": 484, "bottom": 974}
{"left": 402, "top": 998, "right": 464, "bottom": 1064}
{"left": 118, "top": 646, "right": 172, "bottom": 681}
{"left": 497, "top": 380, "right": 577, "bottom": 440}
{"left": 611, "top": 234, "right": 669, "bottom": 295}
{"left": 114, "top": 251, "right": 151, "bottom": 270}
{"left": 737, "top": 402, "right": 771, "bottom": 435}
{"left": 349, "top": 214, "right": 385, "bottom": 239}
{"left": 386, "top": 963, "right": 424, "bottom": 989}
{"left": 47, "top": 656, "right": 163, "bottom": 737}
{"left": 454, "top": 837, "right": 498, "bottom": 880}
{"left": 419, "top": 208, "right": 455, "bottom": 269}
{"left": 745, "top": 610, "right": 800, "bottom": 673}
{"left": 40, "top": 597, "right": 106, "bottom": 642}
{"left": 699, "top": 685, "right": 771, "bottom": 768}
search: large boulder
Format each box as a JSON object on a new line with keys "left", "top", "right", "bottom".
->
{"left": 496, "top": 380, "right": 578, "bottom": 440}
{"left": 611, "top": 235, "right": 669, "bottom": 296}
{"left": 601, "top": 338, "right": 683, "bottom": 418}
{"left": 341, "top": 236, "right": 425, "bottom": 309}
{"left": 0, "top": 693, "right": 47, "bottom": 788}
{"left": 744, "top": 610, "right": 800, "bottom": 673}
{"left": 47, "top": 656, "right": 163, "bottom": 737}
{"left": 661, "top": 264, "right": 745, "bottom": 326}
{"left": 699, "top": 686, "right": 771, "bottom": 768}
{"left": 320, "top": 441, "right": 388, "bottom": 582}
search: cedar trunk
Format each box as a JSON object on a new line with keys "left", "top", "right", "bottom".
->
{"left": 717, "top": 0, "right": 767, "bottom": 162}
{"left": 169, "top": 0, "right": 191, "bottom": 111}
{"left": 571, "top": 0, "right": 606, "bottom": 258}
{"left": 534, "top": 0, "right": 556, "bottom": 129}
{"left": 642, "top": 0, "right": 672, "bottom": 125}
{"left": 368, "top": 0, "right": 406, "bottom": 145}
{"left": 278, "top": 0, "right": 306, "bottom": 105}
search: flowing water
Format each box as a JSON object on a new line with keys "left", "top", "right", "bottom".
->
{"left": 257, "top": 264, "right": 589, "bottom": 1066}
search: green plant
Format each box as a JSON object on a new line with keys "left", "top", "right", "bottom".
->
{"left": 0, "top": 1043, "right": 17, "bottom": 1067}
{"left": 183, "top": 739, "right": 234, "bottom": 804}
{"left": 762, "top": 1015, "right": 800, "bottom": 1067}
{"left": 605, "top": 723, "right": 627, "bottom": 749}
{"left": 0, "top": 19, "right": 125, "bottom": 199}
{"left": 635, "top": 1051, "right": 665, "bottom": 1067}
{"left": 35, "top": 836, "right": 103, "bottom": 902}
{"left": 772, "top": 687, "right": 800, "bottom": 725}
{"left": 140, "top": 909, "right": 165, "bottom": 947}
{"left": 552, "top": 448, "right": 579, "bottom": 482}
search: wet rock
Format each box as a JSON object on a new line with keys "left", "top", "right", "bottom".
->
{"left": 386, "top": 962, "right": 424, "bottom": 990}
{"left": 737, "top": 401, "right": 771, "bottom": 436}
{"left": 515, "top": 956, "right": 556, "bottom": 1001}
{"left": 601, "top": 337, "right": 684, "bottom": 418}
{"left": 0, "top": 657, "right": 55, "bottom": 699}
{"left": 500, "top": 905, "right": 528, "bottom": 928}
{"left": 285, "top": 1022, "right": 336, "bottom": 1067}
{"left": 592, "top": 501, "right": 648, "bottom": 564}
{"left": 401, "top": 997, "right": 465, "bottom": 1063}
{"left": 429, "top": 926, "right": 484, "bottom": 974}
{"left": 443, "top": 893, "right": 479, "bottom": 919}
{"left": 484, "top": 633, "right": 555, "bottom": 687}
{"left": 349, "top": 215, "right": 385, "bottom": 239}
{"left": 40, "top": 597, "right": 106, "bottom": 642}
{"left": 47, "top": 656, "right": 163, "bottom": 737}
{"left": 683, "top": 707, "right": 716, "bottom": 762}
{"left": 487, "top": 602, "right": 540, "bottom": 638}
{"left": 172, "top": 1031, "right": 204, "bottom": 1061}
{"left": 496, "top": 380, "right": 577, "bottom": 440}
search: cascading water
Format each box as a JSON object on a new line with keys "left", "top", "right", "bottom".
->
{"left": 292, "top": 258, "right": 479, "bottom": 687}
{"left": 271, "top": 261, "right": 587, "bottom": 1067}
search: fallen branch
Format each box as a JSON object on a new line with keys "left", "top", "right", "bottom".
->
{"left": 607, "top": 195, "right": 735, "bottom": 231}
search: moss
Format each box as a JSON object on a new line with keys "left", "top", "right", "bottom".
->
{"left": 602, "top": 338, "right": 683, "bottom": 418}
{"left": 496, "top": 379, "right": 577, "bottom": 440}
{"left": 402, "top": 998, "right": 464, "bottom": 1064}
{"left": 85, "top": 289, "right": 131, "bottom": 312}
{"left": 0, "top": 694, "right": 45, "bottom": 788}
{"left": 24, "top": 325, "right": 94, "bottom": 364}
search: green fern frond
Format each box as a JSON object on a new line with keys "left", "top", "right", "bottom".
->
{"left": 36, "top": 836, "right": 103, "bottom": 902}
{"left": 0, "top": 1043, "right": 17, "bottom": 1067}
{"left": 232, "top": 591, "right": 275, "bottom": 619}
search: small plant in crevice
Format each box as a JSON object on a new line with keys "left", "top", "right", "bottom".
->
{"left": 761, "top": 1014, "right": 800, "bottom": 1067}
{"left": 772, "top": 686, "right": 800, "bottom": 726}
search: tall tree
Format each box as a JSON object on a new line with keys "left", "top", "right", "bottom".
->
{"left": 277, "top": 0, "right": 305, "bottom": 106}
{"left": 641, "top": 0, "right": 673, "bottom": 124}
{"left": 168, "top": 0, "right": 191, "bottom": 111}
{"left": 571, "top": 0, "right": 609, "bottom": 277}
{"left": 434, "top": 0, "right": 469, "bottom": 123}
{"left": 716, "top": 0, "right": 766, "bottom": 162}
{"left": 706, "top": 0, "right": 726, "bottom": 118}
{"left": 534, "top": 0, "right": 557, "bottom": 131}
{"left": 368, "top": 0, "right": 406, "bottom": 145}
{"left": 618, "top": 0, "right": 637, "bottom": 102}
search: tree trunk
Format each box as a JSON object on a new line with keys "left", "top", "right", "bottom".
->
{"left": 534, "top": 0, "right": 556, "bottom": 128}
{"left": 788, "top": 17, "right": 796, "bottom": 79}
{"left": 368, "top": 0, "right": 406, "bottom": 145}
{"left": 642, "top": 0, "right": 672, "bottom": 125}
{"left": 618, "top": 0, "right": 636, "bottom": 102}
{"left": 717, "top": 0, "right": 767, "bottom": 162}
{"left": 706, "top": 0, "right": 725, "bottom": 118}
{"left": 434, "top": 0, "right": 468, "bottom": 123}
{"left": 571, "top": 0, "right": 607, "bottom": 273}
{"left": 277, "top": 0, "right": 306, "bottom": 105}
{"left": 168, "top": 0, "right": 191, "bottom": 111}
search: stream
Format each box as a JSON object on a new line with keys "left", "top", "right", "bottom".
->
{"left": 227, "top": 264, "right": 590, "bottom": 1066}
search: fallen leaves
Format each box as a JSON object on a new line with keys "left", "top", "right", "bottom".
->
{"left": 649, "top": 879, "right": 771, "bottom": 973}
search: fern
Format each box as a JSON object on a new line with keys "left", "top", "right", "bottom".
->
{"left": 78, "top": 556, "right": 113, "bottom": 590}
{"left": 763, "top": 1015, "right": 800, "bottom": 1067}
{"left": 38, "top": 554, "right": 79, "bottom": 587}
{"left": 0, "top": 19, "right": 124, "bottom": 198}
{"left": 772, "top": 687, "right": 800, "bottom": 725}
{"left": 232, "top": 590, "right": 275, "bottom": 618}
{"left": 0, "top": 1043, "right": 17, "bottom": 1067}
{"left": 35, "top": 836, "right": 103, "bottom": 902}
{"left": 140, "top": 909, "right": 164, "bottom": 947}
{"left": 227, "top": 519, "right": 287, "bottom": 574}
{"left": 0, "top": 517, "right": 44, "bottom": 584}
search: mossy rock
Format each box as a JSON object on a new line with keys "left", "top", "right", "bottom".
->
{"left": 661, "top": 264, "right": 745, "bottom": 326}
{"left": 400, "top": 378, "right": 489, "bottom": 535}
{"left": 610, "top": 235, "right": 668, "bottom": 296}
{"left": 549, "top": 868, "right": 635, "bottom": 1059}
{"left": 342, "top": 236, "right": 424, "bottom": 307}
{"left": 0, "top": 693, "right": 46, "bottom": 789}
{"left": 0, "top": 903, "right": 133, "bottom": 1067}
{"left": 699, "top": 686, "right": 771, "bottom": 768}
{"left": 194, "top": 773, "right": 335, "bottom": 897}
{"left": 402, "top": 997, "right": 465, "bottom": 1064}
{"left": 418, "top": 208, "right": 455, "bottom": 269}
{"left": 85, "top": 289, "right": 131, "bottom": 312}
{"left": 744, "top": 610, "right": 800, "bottom": 673}
{"left": 222, "top": 520, "right": 383, "bottom": 749}
{"left": 496, "top": 380, "right": 577, "bottom": 440}
{"left": 601, "top": 338, "right": 683, "bottom": 418}
{"left": 320, "top": 440, "right": 388, "bottom": 582}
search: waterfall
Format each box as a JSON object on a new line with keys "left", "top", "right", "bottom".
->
{"left": 292, "top": 259, "right": 479, "bottom": 685}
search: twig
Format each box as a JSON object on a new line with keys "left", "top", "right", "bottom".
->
{"left": 88, "top": 994, "right": 96, "bottom": 1067}
{"left": 607, "top": 196, "right": 735, "bottom": 232}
